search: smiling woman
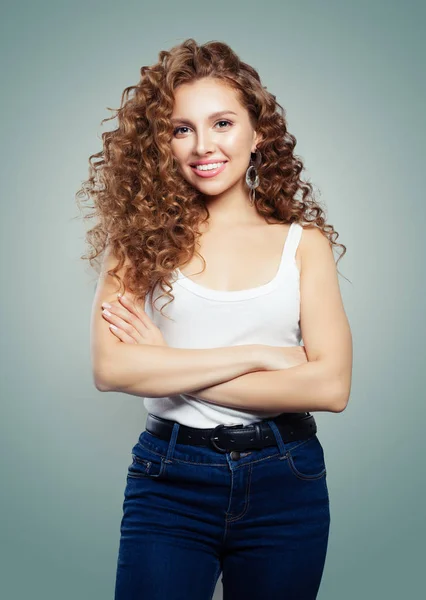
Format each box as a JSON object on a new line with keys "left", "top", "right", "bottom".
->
{"left": 170, "top": 82, "right": 262, "bottom": 196}
{"left": 76, "top": 37, "right": 352, "bottom": 600}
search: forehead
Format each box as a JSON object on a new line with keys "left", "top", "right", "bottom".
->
{"left": 172, "top": 79, "right": 242, "bottom": 116}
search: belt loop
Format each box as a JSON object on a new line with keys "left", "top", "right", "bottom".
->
{"left": 254, "top": 422, "right": 262, "bottom": 443}
{"left": 265, "top": 419, "right": 287, "bottom": 457}
{"left": 164, "top": 422, "right": 180, "bottom": 463}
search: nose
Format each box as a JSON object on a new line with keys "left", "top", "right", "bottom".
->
{"left": 193, "top": 128, "right": 216, "bottom": 156}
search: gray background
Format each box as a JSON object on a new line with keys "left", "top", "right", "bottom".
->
{"left": 1, "top": 0, "right": 425, "bottom": 598}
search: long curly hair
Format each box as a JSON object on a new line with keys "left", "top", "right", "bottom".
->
{"left": 76, "top": 38, "right": 347, "bottom": 319}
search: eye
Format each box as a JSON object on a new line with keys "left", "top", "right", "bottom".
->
{"left": 172, "top": 120, "right": 233, "bottom": 136}
{"left": 215, "top": 119, "right": 232, "bottom": 129}
{"left": 173, "top": 125, "right": 190, "bottom": 135}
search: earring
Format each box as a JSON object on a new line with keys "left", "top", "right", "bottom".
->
{"left": 245, "top": 149, "right": 262, "bottom": 206}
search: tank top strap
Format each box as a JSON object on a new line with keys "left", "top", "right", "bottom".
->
{"left": 281, "top": 222, "right": 303, "bottom": 265}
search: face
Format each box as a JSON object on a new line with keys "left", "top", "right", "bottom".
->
{"left": 170, "top": 78, "right": 261, "bottom": 197}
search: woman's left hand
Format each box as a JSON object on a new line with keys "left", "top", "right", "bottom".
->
{"left": 101, "top": 294, "right": 167, "bottom": 346}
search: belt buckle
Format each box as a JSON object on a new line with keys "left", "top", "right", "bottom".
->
{"left": 210, "top": 423, "right": 244, "bottom": 453}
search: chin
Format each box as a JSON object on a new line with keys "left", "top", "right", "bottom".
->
{"left": 196, "top": 184, "right": 230, "bottom": 196}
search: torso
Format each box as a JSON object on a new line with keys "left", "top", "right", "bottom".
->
{"left": 177, "top": 221, "right": 302, "bottom": 292}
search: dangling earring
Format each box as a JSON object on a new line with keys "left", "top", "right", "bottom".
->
{"left": 245, "top": 149, "right": 262, "bottom": 206}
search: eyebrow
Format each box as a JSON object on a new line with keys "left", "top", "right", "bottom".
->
{"left": 170, "top": 110, "right": 238, "bottom": 124}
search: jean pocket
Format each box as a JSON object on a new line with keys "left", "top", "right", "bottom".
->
{"left": 127, "top": 443, "right": 168, "bottom": 480}
{"left": 284, "top": 434, "right": 327, "bottom": 481}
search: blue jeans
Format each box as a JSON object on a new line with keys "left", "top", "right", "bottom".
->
{"left": 114, "top": 419, "right": 330, "bottom": 599}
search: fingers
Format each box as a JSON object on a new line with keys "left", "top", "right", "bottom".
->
{"left": 109, "top": 324, "right": 137, "bottom": 344}
{"left": 117, "top": 293, "right": 141, "bottom": 318}
{"left": 102, "top": 299, "right": 144, "bottom": 330}
{"left": 101, "top": 295, "right": 163, "bottom": 346}
{"left": 101, "top": 302, "right": 142, "bottom": 343}
{"left": 118, "top": 294, "right": 152, "bottom": 329}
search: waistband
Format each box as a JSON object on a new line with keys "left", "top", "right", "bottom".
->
{"left": 145, "top": 412, "right": 317, "bottom": 454}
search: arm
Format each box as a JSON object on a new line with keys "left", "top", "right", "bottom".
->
{"left": 188, "top": 226, "right": 353, "bottom": 414}
{"left": 91, "top": 244, "right": 266, "bottom": 396}
{"left": 99, "top": 343, "right": 265, "bottom": 397}
{"left": 186, "top": 360, "right": 342, "bottom": 413}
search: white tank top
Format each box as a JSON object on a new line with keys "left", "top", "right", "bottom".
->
{"left": 143, "top": 222, "right": 303, "bottom": 427}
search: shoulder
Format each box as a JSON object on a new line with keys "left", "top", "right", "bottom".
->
{"left": 299, "top": 225, "right": 332, "bottom": 276}
{"left": 299, "top": 223, "right": 330, "bottom": 245}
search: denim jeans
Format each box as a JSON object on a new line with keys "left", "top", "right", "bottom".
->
{"left": 114, "top": 419, "right": 330, "bottom": 600}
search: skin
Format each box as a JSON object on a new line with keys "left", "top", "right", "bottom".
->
{"left": 101, "top": 77, "right": 308, "bottom": 370}
{"left": 168, "top": 78, "right": 301, "bottom": 291}
{"left": 99, "top": 78, "right": 352, "bottom": 411}
{"left": 170, "top": 77, "right": 264, "bottom": 227}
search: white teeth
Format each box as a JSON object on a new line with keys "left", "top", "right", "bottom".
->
{"left": 194, "top": 162, "right": 225, "bottom": 171}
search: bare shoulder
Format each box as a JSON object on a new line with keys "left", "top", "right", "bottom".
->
{"left": 299, "top": 224, "right": 332, "bottom": 276}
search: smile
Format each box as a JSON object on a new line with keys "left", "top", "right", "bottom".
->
{"left": 190, "top": 161, "right": 227, "bottom": 178}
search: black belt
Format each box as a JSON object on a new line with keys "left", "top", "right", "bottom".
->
{"left": 145, "top": 412, "right": 317, "bottom": 454}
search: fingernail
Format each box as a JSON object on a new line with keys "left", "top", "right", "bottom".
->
{"left": 102, "top": 302, "right": 112, "bottom": 309}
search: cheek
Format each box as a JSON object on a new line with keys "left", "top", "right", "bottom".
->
{"left": 171, "top": 145, "right": 193, "bottom": 173}
{"left": 223, "top": 132, "right": 252, "bottom": 161}
{"left": 170, "top": 143, "right": 182, "bottom": 162}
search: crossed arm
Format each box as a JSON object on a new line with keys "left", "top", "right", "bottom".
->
{"left": 185, "top": 357, "right": 345, "bottom": 414}
{"left": 183, "top": 227, "right": 353, "bottom": 414}
{"left": 95, "top": 227, "right": 352, "bottom": 414}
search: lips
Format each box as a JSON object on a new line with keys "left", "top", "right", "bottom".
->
{"left": 190, "top": 161, "right": 228, "bottom": 178}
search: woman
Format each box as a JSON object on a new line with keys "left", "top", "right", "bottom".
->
{"left": 77, "top": 38, "right": 352, "bottom": 600}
